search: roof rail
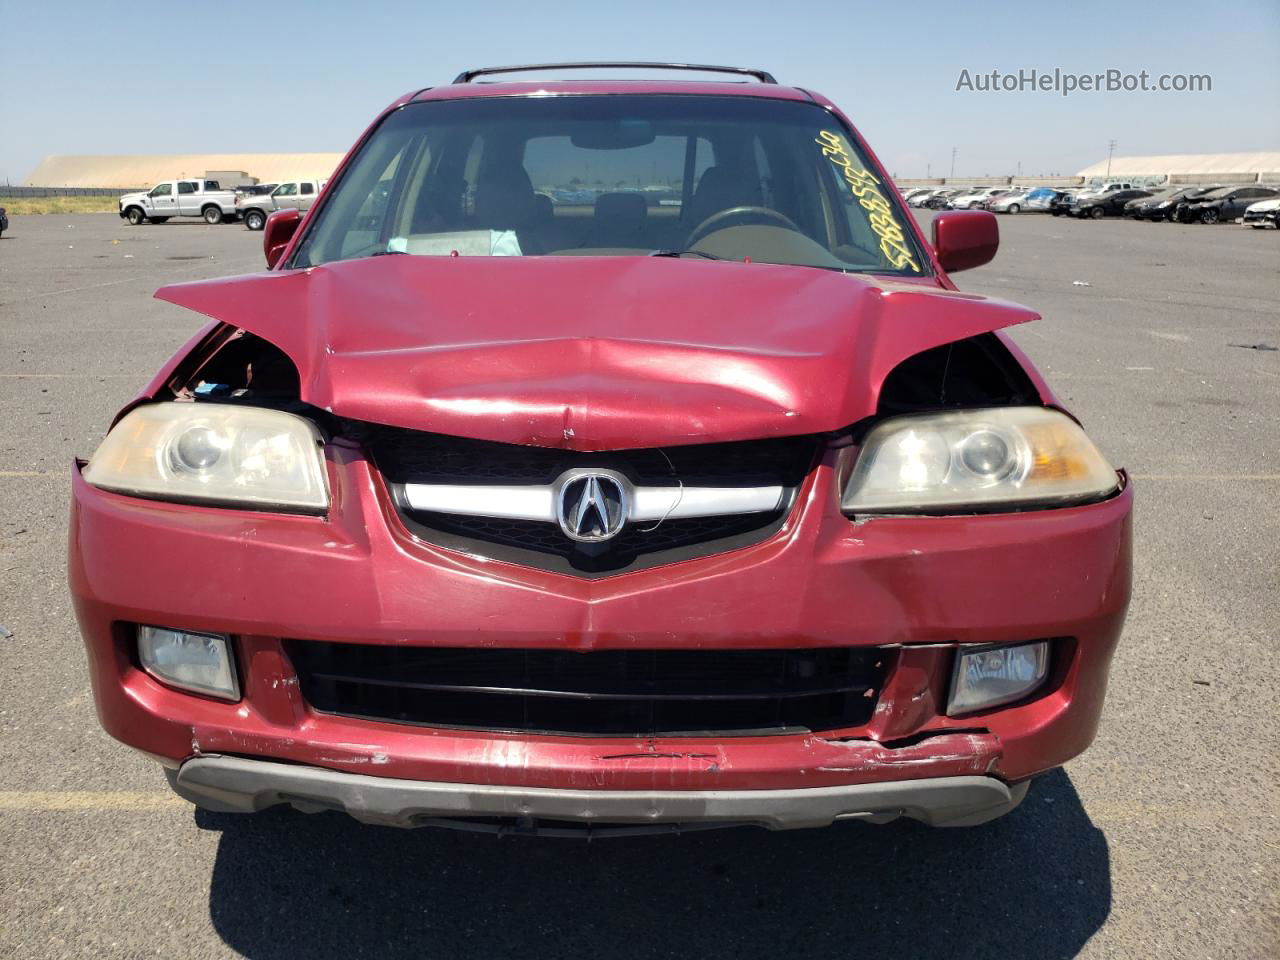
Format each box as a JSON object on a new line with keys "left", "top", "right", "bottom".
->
{"left": 452, "top": 62, "right": 777, "bottom": 85}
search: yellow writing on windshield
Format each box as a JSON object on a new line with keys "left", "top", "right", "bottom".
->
{"left": 815, "top": 130, "right": 920, "bottom": 272}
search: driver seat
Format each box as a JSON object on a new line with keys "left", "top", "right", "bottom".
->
{"left": 684, "top": 166, "right": 761, "bottom": 233}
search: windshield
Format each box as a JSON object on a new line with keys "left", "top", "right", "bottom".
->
{"left": 291, "top": 95, "right": 928, "bottom": 276}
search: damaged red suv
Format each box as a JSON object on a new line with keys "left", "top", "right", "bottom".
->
{"left": 70, "top": 63, "right": 1131, "bottom": 834}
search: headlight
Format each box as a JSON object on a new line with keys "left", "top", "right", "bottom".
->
{"left": 948, "top": 640, "right": 1050, "bottom": 715}
{"left": 83, "top": 403, "right": 329, "bottom": 513}
{"left": 842, "top": 407, "right": 1117, "bottom": 514}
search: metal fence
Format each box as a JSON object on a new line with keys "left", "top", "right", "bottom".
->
{"left": 0, "top": 186, "right": 142, "bottom": 197}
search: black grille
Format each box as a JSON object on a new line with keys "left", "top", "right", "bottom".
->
{"left": 342, "top": 422, "right": 819, "bottom": 575}
{"left": 286, "top": 641, "right": 891, "bottom": 736}
{"left": 356, "top": 425, "right": 817, "bottom": 488}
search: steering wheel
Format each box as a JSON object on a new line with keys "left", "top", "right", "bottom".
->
{"left": 686, "top": 206, "right": 801, "bottom": 247}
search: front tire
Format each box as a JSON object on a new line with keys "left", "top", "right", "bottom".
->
{"left": 244, "top": 209, "right": 266, "bottom": 231}
{"left": 202, "top": 205, "right": 223, "bottom": 225}
{"left": 1007, "top": 203, "right": 1020, "bottom": 214}
{"left": 125, "top": 207, "right": 146, "bottom": 226}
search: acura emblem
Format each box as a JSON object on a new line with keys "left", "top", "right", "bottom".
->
{"left": 556, "top": 470, "right": 629, "bottom": 543}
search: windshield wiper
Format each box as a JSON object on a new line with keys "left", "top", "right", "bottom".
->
{"left": 648, "top": 249, "right": 725, "bottom": 261}
{"left": 370, "top": 249, "right": 407, "bottom": 257}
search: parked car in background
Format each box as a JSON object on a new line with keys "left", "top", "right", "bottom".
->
{"left": 1242, "top": 196, "right": 1280, "bottom": 228}
{"left": 901, "top": 188, "right": 935, "bottom": 205}
{"left": 0, "top": 204, "right": 7, "bottom": 237}
{"left": 235, "top": 183, "right": 279, "bottom": 198}
{"left": 925, "top": 188, "right": 967, "bottom": 209}
{"left": 908, "top": 188, "right": 945, "bottom": 207}
{"left": 119, "top": 180, "right": 239, "bottom": 225}
{"left": 1049, "top": 192, "right": 1079, "bottom": 216}
{"left": 236, "top": 179, "right": 329, "bottom": 231}
{"left": 71, "top": 62, "right": 1131, "bottom": 835}
{"left": 1129, "top": 186, "right": 1214, "bottom": 221}
{"left": 1174, "top": 186, "right": 1279, "bottom": 224}
{"left": 1074, "top": 189, "right": 1153, "bottom": 219}
{"left": 997, "top": 187, "right": 1063, "bottom": 214}
{"left": 948, "top": 187, "right": 1011, "bottom": 210}
{"left": 1120, "top": 187, "right": 1180, "bottom": 217}
{"left": 1077, "top": 181, "right": 1136, "bottom": 200}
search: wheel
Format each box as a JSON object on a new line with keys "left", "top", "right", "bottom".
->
{"left": 202, "top": 205, "right": 223, "bottom": 225}
{"left": 1007, "top": 203, "right": 1020, "bottom": 214}
{"left": 1199, "top": 207, "right": 1220, "bottom": 224}
{"left": 244, "top": 209, "right": 266, "bottom": 231}
{"left": 149, "top": 216, "right": 170, "bottom": 224}
{"left": 1089, "top": 206, "right": 1105, "bottom": 219}
{"left": 125, "top": 206, "right": 146, "bottom": 225}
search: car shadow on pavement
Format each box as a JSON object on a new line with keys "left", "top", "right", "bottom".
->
{"left": 200, "top": 767, "right": 1109, "bottom": 960}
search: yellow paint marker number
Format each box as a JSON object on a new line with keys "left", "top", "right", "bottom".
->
{"left": 816, "top": 130, "right": 920, "bottom": 273}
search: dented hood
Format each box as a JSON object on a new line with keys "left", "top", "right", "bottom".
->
{"left": 156, "top": 256, "right": 1037, "bottom": 450}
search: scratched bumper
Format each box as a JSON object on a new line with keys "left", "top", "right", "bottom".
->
{"left": 168, "top": 754, "right": 1029, "bottom": 830}
{"left": 70, "top": 452, "right": 1132, "bottom": 803}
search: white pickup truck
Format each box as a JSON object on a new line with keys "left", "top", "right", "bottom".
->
{"left": 118, "top": 179, "right": 239, "bottom": 225}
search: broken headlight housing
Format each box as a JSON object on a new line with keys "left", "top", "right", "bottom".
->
{"left": 83, "top": 403, "right": 328, "bottom": 513}
{"left": 842, "top": 407, "right": 1117, "bottom": 514}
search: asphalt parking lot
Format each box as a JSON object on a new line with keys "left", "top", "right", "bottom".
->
{"left": 1, "top": 210, "right": 1276, "bottom": 959}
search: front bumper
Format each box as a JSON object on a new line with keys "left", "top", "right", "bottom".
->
{"left": 69, "top": 446, "right": 1132, "bottom": 815}
{"left": 168, "top": 756, "right": 1028, "bottom": 831}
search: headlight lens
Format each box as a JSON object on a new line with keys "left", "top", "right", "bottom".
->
{"left": 83, "top": 403, "right": 328, "bottom": 513}
{"left": 842, "top": 407, "right": 1117, "bottom": 514}
{"left": 948, "top": 641, "right": 1050, "bottom": 715}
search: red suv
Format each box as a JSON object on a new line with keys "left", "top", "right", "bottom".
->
{"left": 70, "top": 63, "right": 1131, "bottom": 834}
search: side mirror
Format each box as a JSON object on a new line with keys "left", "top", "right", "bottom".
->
{"left": 931, "top": 210, "right": 999, "bottom": 273}
{"left": 263, "top": 208, "right": 302, "bottom": 268}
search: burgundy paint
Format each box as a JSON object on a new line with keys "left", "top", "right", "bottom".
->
{"left": 932, "top": 211, "right": 1001, "bottom": 273}
{"left": 155, "top": 256, "right": 1039, "bottom": 449}
{"left": 70, "top": 76, "right": 1134, "bottom": 801}
{"left": 263, "top": 209, "right": 301, "bottom": 269}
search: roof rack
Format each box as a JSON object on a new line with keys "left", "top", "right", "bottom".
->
{"left": 452, "top": 62, "right": 777, "bottom": 85}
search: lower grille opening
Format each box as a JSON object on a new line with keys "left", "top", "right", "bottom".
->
{"left": 286, "top": 641, "right": 892, "bottom": 737}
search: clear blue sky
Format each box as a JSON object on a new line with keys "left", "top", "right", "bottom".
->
{"left": 1, "top": 0, "right": 1277, "bottom": 184}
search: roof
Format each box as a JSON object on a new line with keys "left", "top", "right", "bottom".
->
{"left": 412, "top": 80, "right": 814, "bottom": 103}
{"left": 25, "top": 153, "right": 343, "bottom": 188}
{"left": 1076, "top": 152, "right": 1280, "bottom": 177}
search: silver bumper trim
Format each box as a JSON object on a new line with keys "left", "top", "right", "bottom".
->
{"left": 170, "top": 756, "right": 1028, "bottom": 831}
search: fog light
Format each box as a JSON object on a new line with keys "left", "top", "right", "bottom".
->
{"left": 137, "top": 626, "right": 239, "bottom": 701}
{"left": 948, "top": 641, "right": 1049, "bottom": 715}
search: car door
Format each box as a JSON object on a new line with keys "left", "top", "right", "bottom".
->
{"left": 297, "top": 181, "right": 317, "bottom": 211}
{"left": 272, "top": 182, "right": 298, "bottom": 210}
{"left": 176, "top": 181, "right": 200, "bottom": 216}
{"left": 149, "top": 182, "right": 178, "bottom": 217}
{"left": 1228, "top": 188, "right": 1270, "bottom": 218}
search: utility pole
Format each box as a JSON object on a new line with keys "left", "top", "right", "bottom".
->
{"left": 926, "top": 162, "right": 931, "bottom": 178}
{"left": 950, "top": 147, "right": 957, "bottom": 179}
{"left": 1106, "top": 139, "right": 1117, "bottom": 177}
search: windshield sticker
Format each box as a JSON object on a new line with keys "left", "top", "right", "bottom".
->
{"left": 816, "top": 130, "right": 921, "bottom": 273}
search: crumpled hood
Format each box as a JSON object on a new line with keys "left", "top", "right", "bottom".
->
{"left": 156, "top": 255, "right": 1038, "bottom": 450}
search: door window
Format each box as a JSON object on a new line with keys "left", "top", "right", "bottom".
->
{"left": 300, "top": 183, "right": 315, "bottom": 195}
{"left": 275, "top": 183, "right": 298, "bottom": 197}
{"left": 177, "top": 182, "right": 196, "bottom": 195}
{"left": 149, "top": 183, "right": 173, "bottom": 197}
